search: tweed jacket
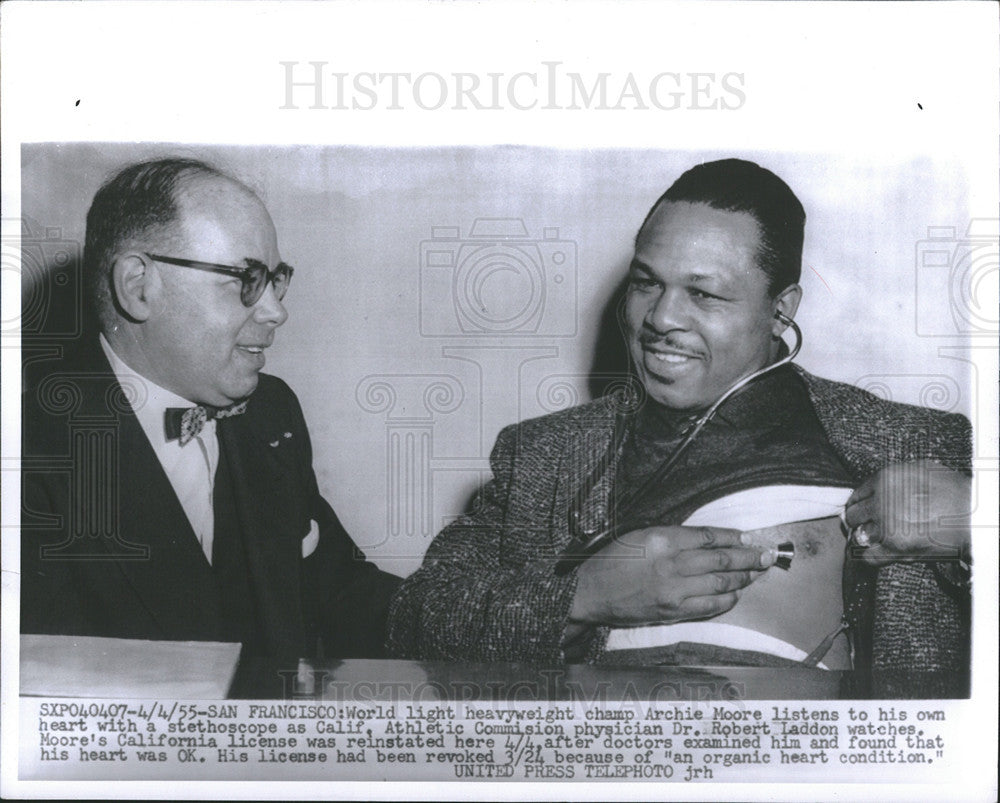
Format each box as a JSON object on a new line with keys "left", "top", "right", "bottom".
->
{"left": 387, "top": 366, "right": 971, "bottom": 691}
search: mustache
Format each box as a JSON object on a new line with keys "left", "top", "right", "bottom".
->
{"left": 637, "top": 328, "right": 704, "bottom": 357}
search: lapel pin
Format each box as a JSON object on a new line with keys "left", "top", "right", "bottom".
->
{"left": 269, "top": 440, "right": 279, "bottom": 447}
{"left": 283, "top": 432, "right": 292, "bottom": 439}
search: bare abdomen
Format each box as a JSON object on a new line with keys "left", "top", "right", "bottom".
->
{"left": 715, "top": 516, "right": 849, "bottom": 668}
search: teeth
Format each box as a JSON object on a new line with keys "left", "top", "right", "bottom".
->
{"left": 245, "top": 346, "right": 263, "bottom": 354}
{"left": 653, "top": 353, "right": 690, "bottom": 363}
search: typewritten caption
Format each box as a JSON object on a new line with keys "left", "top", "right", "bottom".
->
{"left": 20, "top": 699, "right": 955, "bottom": 782}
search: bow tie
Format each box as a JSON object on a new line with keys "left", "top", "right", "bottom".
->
{"left": 164, "top": 402, "right": 247, "bottom": 446}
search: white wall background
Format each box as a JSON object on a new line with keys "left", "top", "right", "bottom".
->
{"left": 21, "top": 144, "right": 977, "bottom": 575}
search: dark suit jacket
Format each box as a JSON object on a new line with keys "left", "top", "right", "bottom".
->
{"left": 21, "top": 339, "right": 400, "bottom": 666}
{"left": 387, "top": 367, "right": 971, "bottom": 695}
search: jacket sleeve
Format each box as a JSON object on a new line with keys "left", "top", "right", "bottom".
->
{"left": 386, "top": 424, "right": 581, "bottom": 663}
{"left": 272, "top": 379, "right": 402, "bottom": 659}
{"left": 868, "top": 408, "right": 973, "bottom": 689}
{"left": 302, "top": 489, "right": 402, "bottom": 659}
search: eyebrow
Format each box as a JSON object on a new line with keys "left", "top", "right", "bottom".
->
{"left": 628, "top": 258, "right": 719, "bottom": 285}
{"left": 242, "top": 257, "right": 293, "bottom": 271}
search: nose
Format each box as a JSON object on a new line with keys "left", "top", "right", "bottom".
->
{"left": 252, "top": 281, "right": 288, "bottom": 327}
{"left": 645, "top": 286, "right": 690, "bottom": 333}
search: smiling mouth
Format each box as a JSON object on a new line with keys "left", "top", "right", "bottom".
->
{"left": 643, "top": 345, "right": 702, "bottom": 363}
{"left": 237, "top": 344, "right": 270, "bottom": 358}
{"left": 650, "top": 352, "right": 695, "bottom": 364}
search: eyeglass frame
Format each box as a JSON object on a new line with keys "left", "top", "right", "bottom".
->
{"left": 144, "top": 252, "right": 294, "bottom": 308}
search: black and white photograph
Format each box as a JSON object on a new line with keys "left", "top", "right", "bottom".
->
{"left": 2, "top": 2, "right": 997, "bottom": 800}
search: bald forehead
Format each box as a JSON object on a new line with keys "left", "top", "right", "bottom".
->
{"left": 174, "top": 173, "right": 265, "bottom": 217}
{"left": 169, "top": 173, "right": 279, "bottom": 264}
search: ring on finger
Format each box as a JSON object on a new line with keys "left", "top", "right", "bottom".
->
{"left": 851, "top": 524, "right": 873, "bottom": 548}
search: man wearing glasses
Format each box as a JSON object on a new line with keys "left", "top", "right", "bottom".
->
{"left": 21, "top": 158, "right": 400, "bottom": 683}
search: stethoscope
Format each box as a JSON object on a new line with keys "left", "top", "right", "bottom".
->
{"left": 554, "top": 311, "right": 804, "bottom": 576}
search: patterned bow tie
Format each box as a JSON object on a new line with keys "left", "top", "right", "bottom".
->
{"left": 164, "top": 401, "right": 247, "bottom": 446}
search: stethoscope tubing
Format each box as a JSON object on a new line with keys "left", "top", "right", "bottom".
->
{"left": 554, "top": 313, "right": 803, "bottom": 576}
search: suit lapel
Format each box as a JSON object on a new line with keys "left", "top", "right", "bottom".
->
{"left": 62, "top": 343, "right": 227, "bottom": 639}
{"left": 550, "top": 402, "right": 621, "bottom": 551}
{"left": 218, "top": 408, "right": 305, "bottom": 657}
{"left": 112, "top": 407, "right": 229, "bottom": 637}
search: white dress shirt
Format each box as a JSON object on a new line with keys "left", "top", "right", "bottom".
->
{"left": 100, "top": 334, "right": 219, "bottom": 564}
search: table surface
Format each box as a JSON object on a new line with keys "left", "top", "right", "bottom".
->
{"left": 247, "top": 657, "right": 849, "bottom": 702}
{"left": 22, "top": 635, "right": 966, "bottom": 700}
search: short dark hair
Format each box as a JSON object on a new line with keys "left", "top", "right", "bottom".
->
{"left": 639, "top": 158, "right": 805, "bottom": 295}
{"left": 84, "top": 157, "right": 226, "bottom": 327}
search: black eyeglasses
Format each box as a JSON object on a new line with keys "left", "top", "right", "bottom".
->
{"left": 145, "top": 253, "right": 294, "bottom": 308}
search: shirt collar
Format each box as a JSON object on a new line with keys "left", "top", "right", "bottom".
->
{"left": 99, "top": 333, "right": 215, "bottom": 445}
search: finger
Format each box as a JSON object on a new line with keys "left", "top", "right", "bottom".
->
{"left": 662, "top": 526, "right": 744, "bottom": 551}
{"left": 846, "top": 476, "right": 877, "bottom": 507}
{"left": 687, "top": 569, "right": 756, "bottom": 597}
{"left": 676, "top": 591, "right": 741, "bottom": 619}
{"left": 673, "top": 546, "right": 777, "bottom": 576}
{"left": 853, "top": 519, "right": 883, "bottom": 547}
{"left": 844, "top": 494, "right": 878, "bottom": 528}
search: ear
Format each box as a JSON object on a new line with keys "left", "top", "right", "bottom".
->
{"left": 112, "top": 253, "right": 159, "bottom": 322}
{"left": 771, "top": 283, "right": 802, "bottom": 337}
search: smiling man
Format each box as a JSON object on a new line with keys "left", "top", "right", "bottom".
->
{"left": 388, "top": 159, "right": 972, "bottom": 696}
{"left": 625, "top": 198, "right": 801, "bottom": 411}
{"left": 21, "top": 158, "right": 399, "bottom": 687}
